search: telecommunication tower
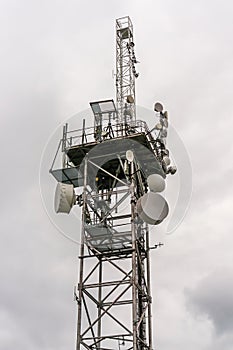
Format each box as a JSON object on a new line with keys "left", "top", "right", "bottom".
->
{"left": 50, "top": 16, "right": 176, "bottom": 350}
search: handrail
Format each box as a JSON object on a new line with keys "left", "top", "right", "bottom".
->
{"left": 62, "top": 119, "right": 150, "bottom": 150}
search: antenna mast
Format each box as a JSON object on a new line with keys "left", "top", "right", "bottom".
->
{"left": 116, "top": 16, "right": 139, "bottom": 125}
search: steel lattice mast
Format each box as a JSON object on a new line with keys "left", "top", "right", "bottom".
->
{"left": 50, "top": 15, "right": 176, "bottom": 350}
{"left": 116, "top": 16, "right": 139, "bottom": 125}
{"left": 75, "top": 155, "right": 154, "bottom": 350}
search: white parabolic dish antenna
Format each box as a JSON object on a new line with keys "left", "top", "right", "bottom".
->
{"left": 147, "top": 174, "right": 166, "bottom": 192}
{"left": 54, "top": 182, "right": 75, "bottom": 214}
{"left": 136, "top": 192, "right": 169, "bottom": 225}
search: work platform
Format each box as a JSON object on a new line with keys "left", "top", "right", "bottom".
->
{"left": 50, "top": 120, "right": 165, "bottom": 191}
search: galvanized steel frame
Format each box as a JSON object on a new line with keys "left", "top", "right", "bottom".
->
{"left": 116, "top": 16, "right": 136, "bottom": 124}
{"left": 76, "top": 157, "right": 153, "bottom": 350}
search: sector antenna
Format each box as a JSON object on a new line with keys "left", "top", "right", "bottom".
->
{"left": 49, "top": 16, "right": 177, "bottom": 350}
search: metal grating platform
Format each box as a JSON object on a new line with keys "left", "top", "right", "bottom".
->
{"left": 50, "top": 131, "right": 165, "bottom": 189}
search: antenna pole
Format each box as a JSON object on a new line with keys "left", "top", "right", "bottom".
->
{"left": 116, "top": 16, "right": 139, "bottom": 125}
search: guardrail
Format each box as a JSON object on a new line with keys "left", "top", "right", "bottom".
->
{"left": 62, "top": 120, "right": 149, "bottom": 151}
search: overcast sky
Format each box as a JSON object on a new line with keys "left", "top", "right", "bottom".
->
{"left": 1, "top": 1, "right": 233, "bottom": 349}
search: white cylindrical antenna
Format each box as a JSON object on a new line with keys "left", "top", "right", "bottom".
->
{"left": 54, "top": 182, "right": 75, "bottom": 214}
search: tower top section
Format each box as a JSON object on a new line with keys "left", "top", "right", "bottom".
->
{"left": 116, "top": 16, "right": 139, "bottom": 125}
{"left": 50, "top": 16, "right": 177, "bottom": 200}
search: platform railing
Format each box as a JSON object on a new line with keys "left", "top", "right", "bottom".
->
{"left": 62, "top": 119, "right": 149, "bottom": 151}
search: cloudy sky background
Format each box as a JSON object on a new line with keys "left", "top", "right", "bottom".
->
{"left": 1, "top": 0, "right": 233, "bottom": 349}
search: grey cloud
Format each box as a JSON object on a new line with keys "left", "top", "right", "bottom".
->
{"left": 1, "top": 0, "right": 233, "bottom": 349}
{"left": 0, "top": 190, "right": 77, "bottom": 350}
{"left": 185, "top": 268, "right": 233, "bottom": 335}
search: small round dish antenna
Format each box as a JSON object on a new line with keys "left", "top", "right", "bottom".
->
{"left": 163, "top": 156, "right": 171, "bottom": 166}
{"left": 155, "top": 123, "right": 163, "bottom": 130}
{"left": 154, "top": 102, "right": 164, "bottom": 113}
{"left": 54, "top": 182, "right": 75, "bottom": 214}
{"left": 136, "top": 192, "right": 169, "bottom": 225}
{"left": 147, "top": 174, "right": 165, "bottom": 192}
{"left": 126, "top": 150, "right": 134, "bottom": 162}
{"left": 168, "top": 165, "right": 177, "bottom": 175}
{"left": 127, "top": 95, "right": 134, "bottom": 104}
